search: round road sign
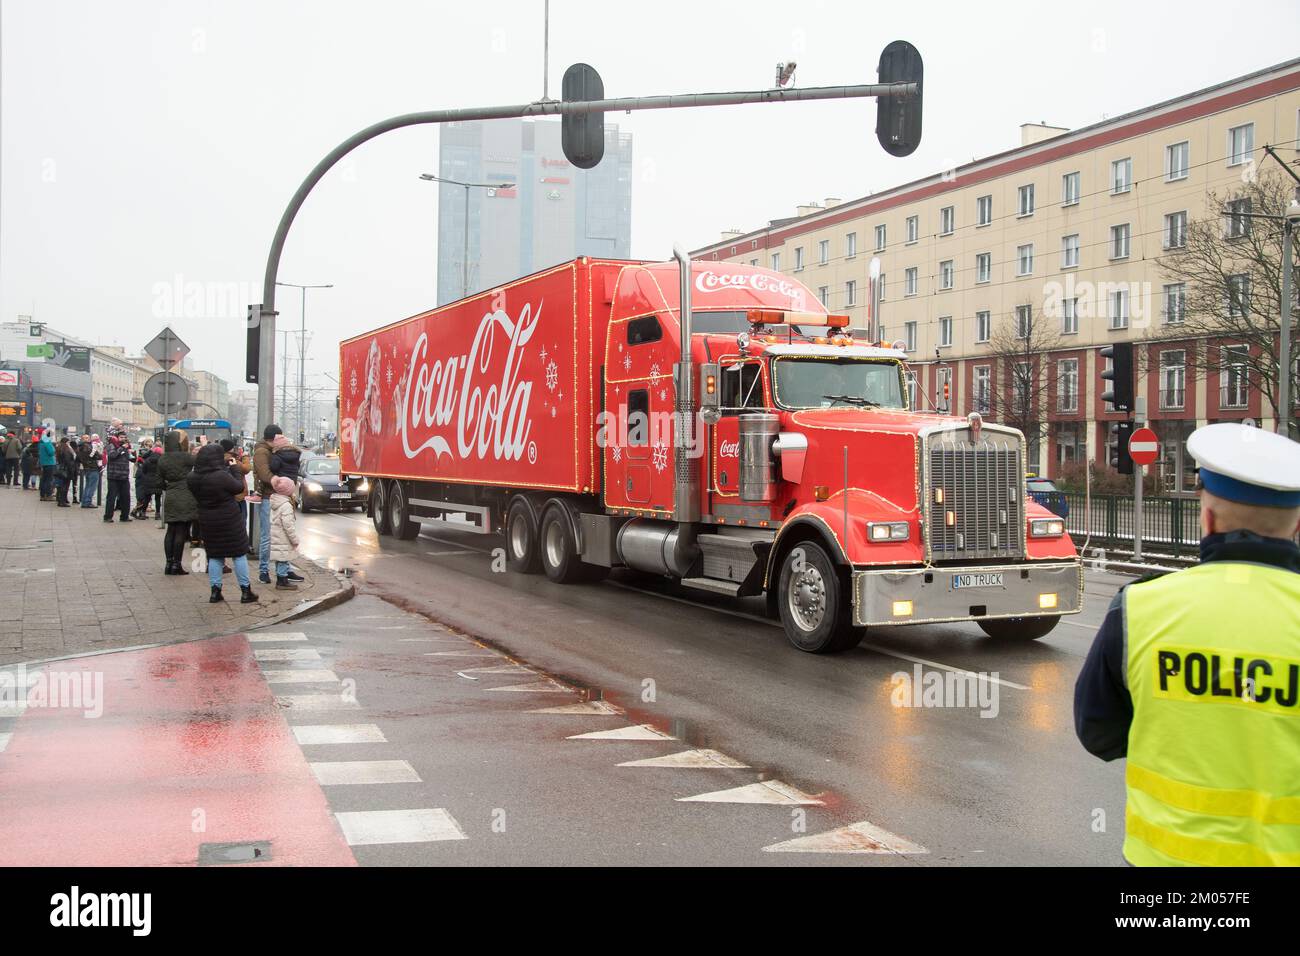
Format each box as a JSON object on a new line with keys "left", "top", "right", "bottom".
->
{"left": 1129, "top": 426, "right": 1159, "bottom": 466}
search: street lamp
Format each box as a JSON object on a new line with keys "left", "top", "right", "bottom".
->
{"left": 275, "top": 281, "right": 333, "bottom": 441}
{"left": 419, "top": 173, "right": 514, "bottom": 299}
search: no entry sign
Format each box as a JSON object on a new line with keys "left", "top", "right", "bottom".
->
{"left": 1129, "top": 427, "right": 1159, "bottom": 466}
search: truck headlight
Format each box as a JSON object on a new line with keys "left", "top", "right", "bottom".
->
{"left": 867, "top": 521, "right": 910, "bottom": 542}
{"left": 1030, "top": 518, "right": 1065, "bottom": 537}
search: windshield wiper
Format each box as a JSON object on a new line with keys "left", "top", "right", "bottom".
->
{"left": 822, "top": 394, "right": 881, "bottom": 408}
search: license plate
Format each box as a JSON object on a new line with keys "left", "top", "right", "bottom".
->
{"left": 952, "top": 572, "right": 1004, "bottom": 590}
{"left": 330, "top": 493, "right": 351, "bottom": 499}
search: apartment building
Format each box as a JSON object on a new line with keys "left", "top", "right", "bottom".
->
{"left": 694, "top": 59, "right": 1300, "bottom": 491}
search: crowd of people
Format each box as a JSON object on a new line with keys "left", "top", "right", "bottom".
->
{"left": 2, "top": 420, "right": 306, "bottom": 605}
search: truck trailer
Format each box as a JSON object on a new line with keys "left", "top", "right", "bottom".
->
{"left": 340, "top": 251, "right": 1082, "bottom": 653}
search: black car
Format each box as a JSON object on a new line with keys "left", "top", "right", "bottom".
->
{"left": 297, "top": 456, "right": 370, "bottom": 512}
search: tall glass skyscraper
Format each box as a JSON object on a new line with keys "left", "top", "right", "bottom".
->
{"left": 436, "top": 119, "right": 633, "bottom": 305}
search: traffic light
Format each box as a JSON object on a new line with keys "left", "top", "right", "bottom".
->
{"left": 1109, "top": 421, "right": 1135, "bottom": 475}
{"left": 876, "top": 40, "right": 924, "bottom": 157}
{"left": 1100, "top": 343, "right": 1134, "bottom": 413}
{"left": 246, "top": 304, "right": 261, "bottom": 385}
{"left": 561, "top": 63, "right": 605, "bottom": 169}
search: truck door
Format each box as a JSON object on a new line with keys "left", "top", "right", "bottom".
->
{"left": 708, "top": 359, "right": 765, "bottom": 507}
{"left": 604, "top": 315, "right": 673, "bottom": 512}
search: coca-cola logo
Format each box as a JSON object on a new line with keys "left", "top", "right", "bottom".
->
{"left": 719, "top": 439, "right": 739, "bottom": 458}
{"left": 399, "top": 303, "right": 539, "bottom": 463}
{"left": 695, "top": 270, "right": 804, "bottom": 302}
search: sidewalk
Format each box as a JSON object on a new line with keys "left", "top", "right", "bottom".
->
{"left": 0, "top": 486, "right": 348, "bottom": 666}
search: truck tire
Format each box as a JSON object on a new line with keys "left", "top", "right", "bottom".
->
{"left": 371, "top": 480, "right": 391, "bottom": 536}
{"left": 776, "top": 541, "right": 863, "bottom": 654}
{"left": 387, "top": 482, "right": 420, "bottom": 540}
{"left": 977, "top": 616, "right": 1060, "bottom": 641}
{"left": 505, "top": 495, "right": 542, "bottom": 574}
{"left": 538, "top": 503, "right": 607, "bottom": 584}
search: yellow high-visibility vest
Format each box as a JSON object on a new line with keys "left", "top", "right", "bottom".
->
{"left": 1123, "top": 560, "right": 1300, "bottom": 866}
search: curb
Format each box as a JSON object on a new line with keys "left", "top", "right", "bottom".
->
{"left": 248, "top": 560, "right": 356, "bottom": 632}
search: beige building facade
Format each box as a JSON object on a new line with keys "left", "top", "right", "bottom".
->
{"left": 695, "top": 59, "right": 1300, "bottom": 491}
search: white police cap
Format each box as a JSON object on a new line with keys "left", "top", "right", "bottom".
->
{"left": 1186, "top": 422, "right": 1300, "bottom": 507}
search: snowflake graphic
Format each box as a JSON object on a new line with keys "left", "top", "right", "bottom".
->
{"left": 617, "top": 342, "right": 624, "bottom": 353}
{"left": 391, "top": 345, "right": 397, "bottom": 359}
{"left": 611, "top": 445, "right": 622, "bottom": 463}
{"left": 386, "top": 364, "right": 393, "bottom": 386}
{"left": 545, "top": 360, "right": 558, "bottom": 392}
{"left": 349, "top": 369, "right": 358, "bottom": 394}
{"left": 622, "top": 353, "right": 632, "bottom": 372}
{"left": 550, "top": 406, "right": 557, "bottom": 418}
{"left": 539, "top": 345, "right": 549, "bottom": 365}
{"left": 651, "top": 443, "right": 668, "bottom": 473}
{"left": 649, "top": 362, "right": 663, "bottom": 384}
{"left": 659, "top": 388, "right": 667, "bottom": 401}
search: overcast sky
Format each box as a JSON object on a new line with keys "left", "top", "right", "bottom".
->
{"left": 2, "top": 0, "right": 1298, "bottom": 395}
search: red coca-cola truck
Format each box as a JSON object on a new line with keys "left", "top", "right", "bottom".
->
{"left": 340, "top": 252, "right": 1082, "bottom": 653}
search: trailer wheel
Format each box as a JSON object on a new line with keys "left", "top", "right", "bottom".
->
{"left": 505, "top": 496, "right": 542, "bottom": 574}
{"left": 538, "top": 504, "right": 606, "bottom": 584}
{"left": 388, "top": 482, "right": 420, "bottom": 540}
{"left": 776, "top": 541, "right": 863, "bottom": 654}
{"left": 371, "top": 480, "right": 391, "bottom": 536}
{"left": 977, "top": 616, "right": 1060, "bottom": 641}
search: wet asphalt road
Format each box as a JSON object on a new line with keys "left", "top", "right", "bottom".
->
{"left": 291, "top": 508, "right": 1131, "bottom": 865}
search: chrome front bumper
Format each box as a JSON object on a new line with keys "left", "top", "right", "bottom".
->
{"left": 851, "top": 560, "right": 1084, "bottom": 628}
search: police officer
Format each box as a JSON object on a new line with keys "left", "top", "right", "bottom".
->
{"left": 1074, "top": 422, "right": 1300, "bottom": 867}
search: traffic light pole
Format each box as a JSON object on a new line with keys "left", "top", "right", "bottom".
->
{"left": 1134, "top": 398, "right": 1146, "bottom": 563}
{"left": 248, "top": 79, "right": 918, "bottom": 434}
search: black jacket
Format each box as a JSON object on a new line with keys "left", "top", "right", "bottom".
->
{"left": 187, "top": 445, "right": 250, "bottom": 559}
{"left": 76, "top": 444, "right": 101, "bottom": 471}
{"left": 105, "top": 443, "right": 132, "bottom": 481}
{"left": 56, "top": 443, "right": 77, "bottom": 480}
{"left": 270, "top": 445, "right": 302, "bottom": 483}
{"left": 1074, "top": 531, "right": 1300, "bottom": 760}
{"left": 157, "top": 432, "right": 197, "bottom": 523}
{"left": 135, "top": 450, "right": 160, "bottom": 495}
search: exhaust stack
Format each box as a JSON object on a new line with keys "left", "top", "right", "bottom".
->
{"left": 672, "top": 244, "right": 700, "bottom": 524}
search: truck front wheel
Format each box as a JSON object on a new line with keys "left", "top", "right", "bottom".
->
{"left": 505, "top": 496, "right": 542, "bottom": 573}
{"left": 371, "top": 480, "right": 391, "bottom": 536}
{"left": 977, "top": 616, "right": 1060, "bottom": 641}
{"left": 776, "top": 541, "right": 863, "bottom": 654}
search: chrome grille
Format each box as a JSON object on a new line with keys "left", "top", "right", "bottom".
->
{"left": 926, "top": 430, "right": 1024, "bottom": 561}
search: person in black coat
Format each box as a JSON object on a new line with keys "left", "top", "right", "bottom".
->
{"left": 54, "top": 437, "right": 77, "bottom": 507}
{"left": 187, "top": 444, "right": 258, "bottom": 603}
{"left": 103, "top": 436, "right": 133, "bottom": 522}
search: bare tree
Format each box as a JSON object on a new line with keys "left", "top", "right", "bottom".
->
{"left": 1156, "top": 169, "right": 1299, "bottom": 428}
{"left": 983, "top": 302, "right": 1065, "bottom": 459}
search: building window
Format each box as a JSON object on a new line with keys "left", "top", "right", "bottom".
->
{"left": 1163, "top": 283, "right": 1186, "bottom": 325}
{"left": 751, "top": 240, "right": 758, "bottom": 249}
{"left": 1227, "top": 273, "right": 1250, "bottom": 317}
{"left": 845, "top": 280, "right": 857, "bottom": 306}
{"left": 1062, "top": 297, "right": 1079, "bottom": 335}
{"left": 818, "top": 239, "right": 829, "bottom": 265}
{"left": 875, "top": 224, "right": 887, "bottom": 251}
{"left": 750, "top": 259, "right": 758, "bottom": 266}
{"left": 1164, "top": 210, "right": 1187, "bottom": 249}
{"left": 1057, "top": 359, "right": 1078, "bottom": 413}
{"left": 1110, "top": 289, "right": 1129, "bottom": 329}
{"left": 818, "top": 286, "right": 829, "bottom": 307}
{"left": 1160, "top": 350, "right": 1186, "bottom": 410}
{"left": 975, "top": 310, "right": 991, "bottom": 344}
{"left": 1015, "top": 304, "right": 1033, "bottom": 339}
{"left": 794, "top": 247, "right": 805, "bottom": 271}
{"left": 1061, "top": 171, "right": 1080, "bottom": 206}
{"left": 939, "top": 206, "right": 955, "bottom": 236}
{"left": 1228, "top": 123, "right": 1254, "bottom": 167}
{"left": 1018, "top": 183, "right": 1035, "bottom": 217}
{"left": 878, "top": 273, "right": 886, "bottom": 300}
{"left": 905, "top": 267, "right": 918, "bottom": 296}
{"left": 939, "top": 259, "right": 954, "bottom": 290}
{"left": 1166, "top": 141, "right": 1189, "bottom": 181}
{"left": 846, "top": 232, "right": 857, "bottom": 258}
{"left": 905, "top": 370, "right": 918, "bottom": 410}
{"left": 939, "top": 315, "right": 953, "bottom": 347}
{"left": 906, "top": 216, "right": 919, "bottom": 244}
{"left": 1225, "top": 198, "right": 1251, "bottom": 239}
{"left": 904, "top": 321, "right": 917, "bottom": 353}
{"left": 1111, "top": 157, "right": 1133, "bottom": 194}
{"left": 973, "top": 365, "right": 991, "bottom": 413}
{"left": 1110, "top": 223, "right": 1130, "bottom": 260}
{"left": 976, "top": 194, "right": 992, "bottom": 226}
{"left": 1220, "top": 345, "right": 1249, "bottom": 408}
{"left": 976, "top": 252, "right": 991, "bottom": 284}
{"left": 1017, "top": 243, "right": 1034, "bottom": 276}
{"left": 1061, "top": 234, "right": 1080, "bottom": 269}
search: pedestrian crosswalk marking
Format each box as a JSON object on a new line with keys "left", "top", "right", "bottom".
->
{"left": 677, "top": 780, "right": 823, "bottom": 805}
{"left": 617, "top": 748, "right": 747, "bottom": 769}
{"left": 334, "top": 808, "right": 467, "bottom": 846}
{"left": 247, "top": 632, "right": 308, "bottom": 642}
{"left": 0, "top": 732, "right": 10, "bottom": 753}
{"left": 254, "top": 648, "right": 322, "bottom": 662}
{"left": 423, "top": 650, "right": 501, "bottom": 658}
{"left": 261, "top": 669, "right": 339, "bottom": 684}
{"left": 310, "top": 760, "right": 421, "bottom": 786}
{"left": 275, "top": 694, "right": 360, "bottom": 712}
{"left": 486, "top": 680, "right": 571, "bottom": 694}
{"left": 529, "top": 700, "right": 624, "bottom": 715}
{"left": 568, "top": 724, "right": 675, "bottom": 741}
{"left": 293, "top": 724, "right": 387, "bottom": 745}
{"left": 762, "top": 820, "right": 928, "bottom": 854}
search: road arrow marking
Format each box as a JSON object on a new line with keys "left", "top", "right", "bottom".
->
{"left": 677, "top": 780, "right": 823, "bottom": 805}
{"left": 568, "top": 723, "right": 675, "bottom": 741}
{"left": 762, "top": 820, "right": 928, "bottom": 854}
{"left": 618, "top": 748, "right": 748, "bottom": 769}
{"left": 423, "top": 650, "right": 501, "bottom": 658}
{"left": 529, "top": 700, "right": 624, "bottom": 716}
{"left": 486, "top": 680, "right": 571, "bottom": 693}
{"left": 460, "top": 664, "right": 534, "bottom": 676}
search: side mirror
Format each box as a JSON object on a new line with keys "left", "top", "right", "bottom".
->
{"left": 700, "top": 363, "right": 721, "bottom": 425}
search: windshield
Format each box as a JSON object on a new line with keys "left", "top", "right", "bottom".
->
{"left": 304, "top": 458, "right": 341, "bottom": 476}
{"left": 772, "top": 358, "right": 906, "bottom": 410}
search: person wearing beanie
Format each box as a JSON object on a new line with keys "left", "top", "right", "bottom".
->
{"left": 157, "top": 429, "right": 197, "bottom": 575}
{"left": 252, "top": 423, "right": 283, "bottom": 583}
{"left": 268, "top": 474, "right": 300, "bottom": 590}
